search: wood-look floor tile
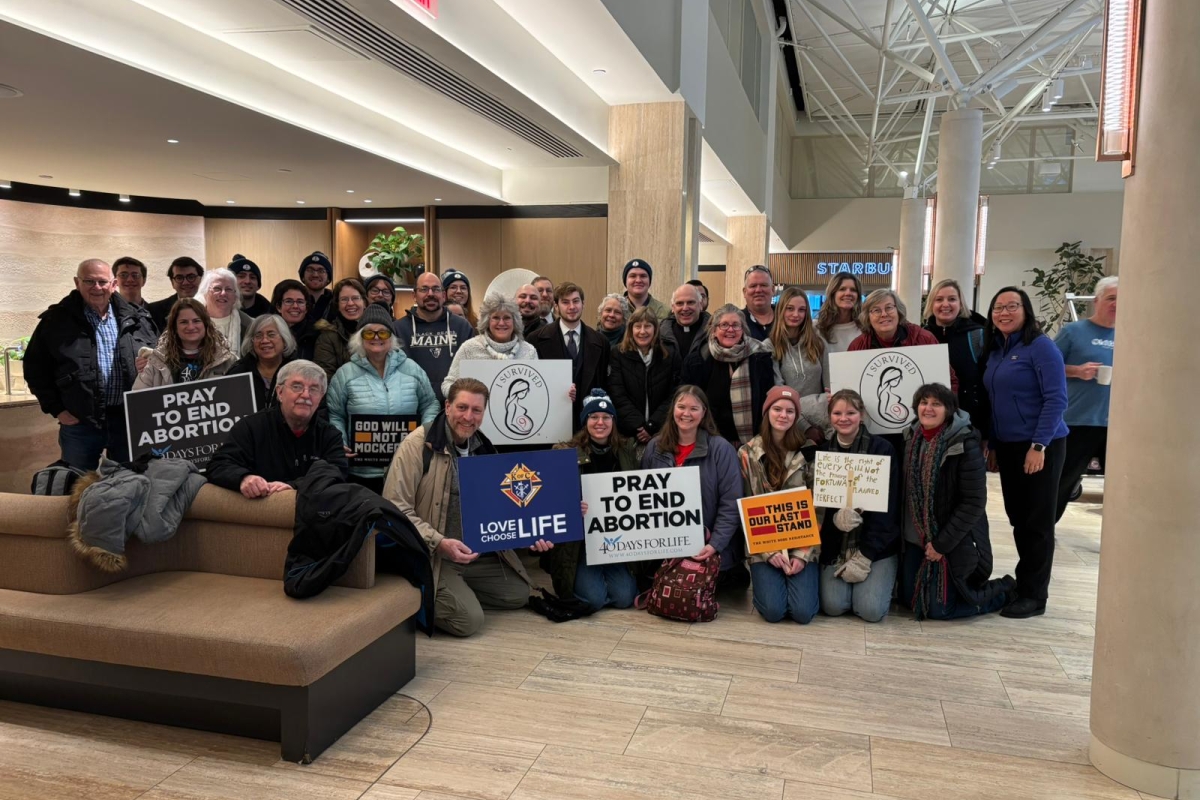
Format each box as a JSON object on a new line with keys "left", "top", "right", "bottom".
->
{"left": 397, "top": 676, "right": 451, "bottom": 705}
{"left": 1054, "top": 646, "right": 1095, "bottom": 682}
{"left": 426, "top": 683, "right": 645, "bottom": 754}
{"left": 359, "top": 787, "right": 420, "bottom": 800}
{"left": 798, "top": 651, "right": 1011, "bottom": 708}
{"left": 625, "top": 707, "right": 871, "bottom": 790}
{"left": 722, "top": 676, "right": 950, "bottom": 746}
{"left": 417, "top": 638, "right": 547, "bottom": 688}
{"left": 466, "top": 610, "right": 626, "bottom": 658}
{"left": 379, "top": 728, "right": 543, "bottom": 800}
{"left": 941, "top": 700, "right": 1092, "bottom": 765}
{"left": 687, "top": 611, "right": 867, "bottom": 655}
{"left": 139, "top": 757, "right": 369, "bottom": 800}
{"left": 520, "top": 653, "right": 730, "bottom": 714}
{"left": 870, "top": 737, "right": 1140, "bottom": 799}
{"left": 274, "top": 695, "right": 430, "bottom": 781}
{"left": 1000, "top": 672, "right": 1092, "bottom": 717}
{"left": 782, "top": 785, "right": 905, "bottom": 800}
{"left": 610, "top": 628, "right": 802, "bottom": 681}
{"left": 865, "top": 627, "right": 1066, "bottom": 677}
{"left": 920, "top": 612, "right": 1096, "bottom": 650}
{"left": 577, "top": 607, "right": 692, "bottom": 635}
{"left": 510, "top": 744, "right": 785, "bottom": 800}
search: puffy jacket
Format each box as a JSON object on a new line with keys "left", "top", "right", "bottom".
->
{"left": 607, "top": 344, "right": 679, "bottom": 438}
{"left": 642, "top": 430, "right": 743, "bottom": 571}
{"left": 132, "top": 340, "right": 236, "bottom": 390}
{"left": 25, "top": 291, "right": 158, "bottom": 426}
{"left": 313, "top": 316, "right": 355, "bottom": 379}
{"left": 902, "top": 411, "right": 1004, "bottom": 607}
{"left": 328, "top": 351, "right": 440, "bottom": 478}
{"left": 982, "top": 331, "right": 1069, "bottom": 445}
{"left": 738, "top": 435, "right": 817, "bottom": 565}
{"left": 925, "top": 313, "right": 988, "bottom": 436}
{"left": 816, "top": 429, "right": 901, "bottom": 565}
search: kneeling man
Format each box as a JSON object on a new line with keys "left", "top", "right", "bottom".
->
{"left": 383, "top": 377, "right": 530, "bottom": 636}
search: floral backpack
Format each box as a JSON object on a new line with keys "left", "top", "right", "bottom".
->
{"left": 636, "top": 553, "right": 721, "bottom": 623}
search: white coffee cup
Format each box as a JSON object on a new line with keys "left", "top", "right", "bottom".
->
{"left": 1097, "top": 365, "right": 1113, "bottom": 385}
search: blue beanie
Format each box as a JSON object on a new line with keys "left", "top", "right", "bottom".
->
{"left": 622, "top": 258, "right": 652, "bottom": 286}
{"left": 299, "top": 251, "right": 333, "bottom": 282}
{"left": 580, "top": 388, "right": 617, "bottom": 425}
{"left": 227, "top": 254, "right": 261, "bottom": 286}
{"left": 442, "top": 270, "right": 470, "bottom": 292}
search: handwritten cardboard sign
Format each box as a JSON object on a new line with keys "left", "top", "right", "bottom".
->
{"left": 812, "top": 450, "right": 891, "bottom": 512}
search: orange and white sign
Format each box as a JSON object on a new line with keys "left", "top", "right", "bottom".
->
{"left": 738, "top": 488, "right": 820, "bottom": 555}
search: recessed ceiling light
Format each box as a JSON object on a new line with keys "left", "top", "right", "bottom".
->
{"left": 68, "top": 188, "right": 81, "bottom": 197}
{"left": 38, "top": 174, "right": 52, "bottom": 179}
{"left": 592, "top": 68, "right": 607, "bottom": 75}
{"left": 364, "top": 199, "right": 373, "bottom": 203}
{"left": 899, "top": 170, "right": 909, "bottom": 177}
{"left": 434, "top": 198, "right": 442, "bottom": 202}
{"left": 226, "top": 199, "right": 236, "bottom": 204}
{"left": 731, "top": 208, "right": 737, "bottom": 213}
{"left": 346, "top": 189, "right": 355, "bottom": 194}
{"left": 0, "top": 180, "right": 10, "bottom": 189}
{"left": 167, "top": 139, "right": 180, "bottom": 144}
{"left": 296, "top": 200, "right": 306, "bottom": 205}
{"left": 119, "top": 194, "right": 130, "bottom": 203}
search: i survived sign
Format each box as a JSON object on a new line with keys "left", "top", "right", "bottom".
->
{"left": 124, "top": 374, "right": 256, "bottom": 468}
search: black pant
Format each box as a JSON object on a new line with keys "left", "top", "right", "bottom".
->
{"left": 1054, "top": 426, "right": 1108, "bottom": 521}
{"left": 994, "top": 438, "right": 1065, "bottom": 602}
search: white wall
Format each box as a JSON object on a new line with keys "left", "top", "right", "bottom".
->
{"left": 789, "top": 198, "right": 904, "bottom": 251}
{"left": 699, "top": 241, "right": 727, "bottom": 266}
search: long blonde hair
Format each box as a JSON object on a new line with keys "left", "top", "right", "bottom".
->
{"left": 769, "top": 287, "right": 825, "bottom": 364}
{"left": 922, "top": 278, "right": 970, "bottom": 322}
{"left": 816, "top": 274, "right": 863, "bottom": 342}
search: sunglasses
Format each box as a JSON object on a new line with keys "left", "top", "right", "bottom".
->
{"left": 361, "top": 329, "right": 393, "bottom": 341}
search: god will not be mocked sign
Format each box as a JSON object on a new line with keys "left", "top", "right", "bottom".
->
{"left": 812, "top": 451, "right": 891, "bottom": 512}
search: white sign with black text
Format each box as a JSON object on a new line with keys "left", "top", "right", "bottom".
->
{"left": 812, "top": 450, "right": 892, "bottom": 513}
{"left": 460, "top": 359, "right": 573, "bottom": 446}
{"left": 581, "top": 467, "right": 705, "bottom": 564}
{"left": 828, "top": 345, "right": 952, "bottom": 435}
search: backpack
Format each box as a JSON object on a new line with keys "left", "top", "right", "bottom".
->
{"left": 30, "top": 461, "right": 88, "bottom": 496}
{"left": 636, "top": 554, "right": 721, "bottom": 622}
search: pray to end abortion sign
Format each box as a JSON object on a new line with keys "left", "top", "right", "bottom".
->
{"left": 125, "top": 374, "right": 256, "bottom": 467}
{"left": 581, "top": 467, "right": 705, "bottom": 564}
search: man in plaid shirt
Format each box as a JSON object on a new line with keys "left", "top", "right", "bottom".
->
{"left": 25, "top": 259, "right": 158, "bottom": 470}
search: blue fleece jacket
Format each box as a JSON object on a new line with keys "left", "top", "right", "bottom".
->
{"left": 982, "top": 332, "right": 1069, "bottom": 445}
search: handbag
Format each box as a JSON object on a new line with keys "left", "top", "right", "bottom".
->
{"left": 635, "top": 553, "right": 721, "bottom": 623}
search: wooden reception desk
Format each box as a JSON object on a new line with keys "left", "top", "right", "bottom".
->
{"left": 0, "top": 396, "right": 61, "bottom": 493}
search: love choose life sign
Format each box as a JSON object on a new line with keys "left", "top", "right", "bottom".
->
{"left": 349, "top": 414, "right": 421, "bottom": 469}
{"left": 457, "top": 448, "right": 583, "bottom": 555}
{"left": 812, "top": 450, "right": 892, "bottom": 512}
{"left": 738, "top": 487, "right": 820, "bottom": 555}
{"left": 581, "top": 467, "right": 705, "bottom": 565}
{"left": 124, "top": 373, "right": 256, "bottom": 468}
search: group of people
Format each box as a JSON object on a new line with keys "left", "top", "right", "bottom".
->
{"left": 24, "top": 252, "right": 1117, "bottom": 636}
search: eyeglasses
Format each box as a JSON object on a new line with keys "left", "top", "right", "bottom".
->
{"left": 367, "top": 287, "right": 393, "bottom": 299}
{"left": 115, "top": 272, "right": 141, "bottom": 281}
{"left": 744, "top": 266, "right": 773, "bottom": 279}
{"left": 869, "top": 304, "right": 898, "bottom": 317}
{"left": 414, "top": 286, "right": 444, "bottom": 295}
{"left": 302, "top": 267, "right": 327, "bottom": 277}
{"left": 279, "top": 299, "right": 306, "bottom": 308}
{"left": 285, "top": 382, "right": 322, "bottom": 396}
{"left": 252, "top": 330, "right": 280, "bottom": 341}
{"left": 171, "top": 273, "right": 200, "bottom": 283}
{"left": 992, "top": 302, "right": 1023, "bottom": 314}
{"left": 361, "top": 329, "right": 393, "bottom": 341}
{"left": 78, "top": 279, "right": 111, "bottom": 288}
{"left": 715, "top": 322, "right": 742, "bottom": 331}
{"left": 209, "top": 286, "right": 235, "bottom": 295}
{"left": 337, "top": 296, "right": 363, "bottom": 305}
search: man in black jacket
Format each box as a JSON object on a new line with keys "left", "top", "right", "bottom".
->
{"left": 659, "top": 283, "right": 711, "bottom": 358}
{"left": 25, "top": 259, "right": 158, "bottom": 470}
{"left": 207, "top": 359, "right": 348, "bottom": 497}
{"left": 146, "top": 256, "right": 204, "bottom": 332}
{"left": 528, "top": 281, "right": 609, "bottom": 431}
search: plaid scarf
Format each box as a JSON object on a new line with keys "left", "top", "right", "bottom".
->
{"left": 710, "top": 338, "right": 764, "bottom": 446}
{"left": 906, "top": 424, "right": 953, "bottom": 619}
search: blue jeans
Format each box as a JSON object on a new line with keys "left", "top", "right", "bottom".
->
{"left": 573, "top": 561, "right": 637, "bottom": 611}
{"left": 750, "top": 560, "right": 819, "bottom": 623}
{"left": 899, "top": 546, "right": 1009, "bottom": 620}
{"left": 58, "top": 409, "right": 129, "bottom": 471}
{"left": 820, "top": 554, "right": 898, "bottom": 623}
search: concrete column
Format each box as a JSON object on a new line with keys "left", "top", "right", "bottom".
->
{"left": 723, "top": 215, "right": 769, "bottom": 310}
{"left": 1089, "top": 2, "right": 1200, "bottom": 797}
{"left": 896, "top": 193, "right": 926, "bottom": 315}
{"left": 931, "top": 107, "right": 982, "bottom": 308}
{"left": 607, "top": 102, "right": 702, "bottom": 297}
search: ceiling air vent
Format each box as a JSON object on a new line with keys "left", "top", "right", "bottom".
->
{"left": 699, "top": 232, "right": 714, "bottom": 243}
{"left": 275, "top": 0, "right": 583, "bottom": 158}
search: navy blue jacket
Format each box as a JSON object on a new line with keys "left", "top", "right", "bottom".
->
{"left": 982, "top": 332, "right": 1069, "bottom": 445}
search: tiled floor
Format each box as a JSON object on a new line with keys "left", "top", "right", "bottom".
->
{"left": 0, "top": 476, "right": 1150, "bottom": 800}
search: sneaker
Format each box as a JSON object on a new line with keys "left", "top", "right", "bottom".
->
{"left": 1000, "top": 596, "right": 1046, "bottom": 619}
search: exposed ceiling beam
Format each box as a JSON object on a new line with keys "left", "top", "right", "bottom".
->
{"left": 903, "top": 0, "right": 963, "bottom": 95}
{"left": 967, "top": 0, "right": 1093, "bottom": 94}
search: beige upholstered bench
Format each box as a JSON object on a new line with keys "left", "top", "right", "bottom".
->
{"left": 0, "top": 486, "right": 420, "bottom": 763}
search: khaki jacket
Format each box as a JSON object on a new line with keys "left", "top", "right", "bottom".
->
{"left": 737, "top": 435, "right": 819, "bottom": 565}
{"left": 382, "top": 416, "right": 531, "bottom": 588}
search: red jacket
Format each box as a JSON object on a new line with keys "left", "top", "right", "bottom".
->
{"left": 848, "top": 322, "right": 959, "bottom": 392}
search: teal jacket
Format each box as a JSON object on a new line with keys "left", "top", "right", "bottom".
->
{"left": 328, "top": 350, "right": 439, "bottom": 477}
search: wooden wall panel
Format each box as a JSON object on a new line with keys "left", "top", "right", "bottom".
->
{"left": 768, "top": 252, "right": 894, "bottom": 289}
{"left": 334, "top": 220, "right": 426, "bottom": 285}
{"left": 204, "top": 218, "right": 331, "bottom": 296}
{"left": 723, "top": 215, "right": 769, "bottom": 310}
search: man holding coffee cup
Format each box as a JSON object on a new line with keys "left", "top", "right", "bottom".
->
{"left": 1054, "top": 275, "right": 1118, "bottom": 520}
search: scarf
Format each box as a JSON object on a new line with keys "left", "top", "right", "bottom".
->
{"left": 710, "top": 338, "right": 765, "bottom": 445}
{"left": 483, "top": 334, "right": 522, "bottom": 358}
{"left": 906, "top": 424, "right": 953, "bottom": 619}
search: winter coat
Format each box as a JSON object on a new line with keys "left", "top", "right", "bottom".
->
{"left": 902, "top": 411, "right": 1003, "bottom": 607}
{"left": 441, "top": 334, "right": 538, "bottom": 399}
{"left": 607, "top": 345, "right": 679, "bottom": 438}
{"left": 66, "top": 456, "right": 206, "bottom": 572}
{"left": 738, "top": 435, "right": 818, "bottom": 565}
{"left": 289, "top": 318, "right": 319, "bottom": 361}
{"left": 848, "top": 321, "right": 959, "bottom": 393}
{"left": 679, "top": 341, "right": 777, "bottom": 447}
{"left": 982, "top": 331, "right": 1069, "bottom": 445}
{"left": 25, "top": 291, "right": 158, "bottom": 426}
{"left": 624, "top": 293, "right": 669, "bottom": 322}
{"left": 545, "top": 439, "right": 640, "bottom": 598}
{"left": 925, "top": 313, "right": 989, "bottom": 437}
{"left": 328, "top": 351, "right": 440, "bottom": 478}
{"left": 816, "top": 429, "right": 901, "bottom": 565}
{"left": 382, "top": 412, "right": 532, "bottom": 591}
{"left": 313, "top": 316, "right": 355, "bottom": 379}
{"left": 772, "top": 338, "right": 829, "bottom": 430}
{"left": 289, "top": 461, "right": 435, "bottom": 634}
{"left": 242, "top": 294, "right": 274, "bottom": 319}
{"left": 207, "top": 404, "right": 348, "bottom": 490}
{"left": 659, "top": 312, "right": 710, "bottom": 359}
{"left": 642, "top": 429, "right": 743, "bottom": 569}
{"left": 226, "top": 351, "right": 297, "bottom": 412}
{"left": 394, "top": 308, "right": 476, "bottom": 405}
{"left": 132, "top": 339, "right": 237, "bottom": 390}
{"left": 529, "top": 321, "right": 611, "bottom": 430}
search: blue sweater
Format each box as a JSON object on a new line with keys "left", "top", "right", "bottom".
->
{"left": 983, "top": 332, "right": 1069, "bottom": 445}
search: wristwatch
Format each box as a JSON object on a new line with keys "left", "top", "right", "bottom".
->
{"left": 1031, "top": 443, "right": 1046, "bottom": 453}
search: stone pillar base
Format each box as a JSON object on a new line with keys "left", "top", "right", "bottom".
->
{"left": 1091, "top": 735, "right": 1200, "bottom": 799}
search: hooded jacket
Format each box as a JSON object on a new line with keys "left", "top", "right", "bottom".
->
{"left": 925, "top": 313, "right": 989, "bottom": 436}
{"left": 25, "top": 291, "right": 158, "bottom": 426}
{"left": 132, "top": 338, "right": 237, "bottom": 390}
{"left": 902, "top": 411, "right": 1003, "bottom": 606}
{"left": 738, "top": 436, "right": 818, "bottom": 565}
{"left": 607, "top": 344, "right": 679, "bottom": 438}
{"left": 207, "top": 404, "right": 348, "bottom": 490}
{"left": 289, "top": 461, "right": 435, "bottom": 634}
{"left": 815, "top": 429, "right": 901, "bottom": 565}
{"left": 327, "top": 350, "right": 440, "bottom": 478}
{"left": 394, "top": 308, "right": 476, "bottom": 405}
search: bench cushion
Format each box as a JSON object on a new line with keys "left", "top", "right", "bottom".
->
{"left": 0, "top": 571, "right": 419, "bottom": 686}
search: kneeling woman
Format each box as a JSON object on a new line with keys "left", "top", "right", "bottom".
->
{"left": 900, "top": 383, "right": 1012, "bottom": 619}
{"left": 739, "top": 387, "right": 819, "bottom": 623}
{"left": 539, "top": 390, "right": 640, "bottom": 610}
{"left": 817, "top": 389, "right": 901, "bottom": 622}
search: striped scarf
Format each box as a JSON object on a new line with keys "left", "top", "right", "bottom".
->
{"left": 906, "top": 425, "right": 953, "bottom": 619}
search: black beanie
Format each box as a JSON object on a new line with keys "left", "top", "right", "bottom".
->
{"left": 364, "top": 273, "right": 396, "bottom": 305}
{"left": 622, "top": 258, "right": 653, "bottom": 286}
{"left": 442, "top": 270, "right": 470, "bottom": 292}
{"left": 228, "top": 254, "right": 262, "bottom": 286}
{"left": 299, "top": 251, "right": 333, "bottom": 283}
{"left": 358, "top": 302, "right": 396, "bottom": 332}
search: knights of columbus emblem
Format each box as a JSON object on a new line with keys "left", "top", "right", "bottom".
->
{"left": 500, "top": 463, "right": 542, "bottom": 508}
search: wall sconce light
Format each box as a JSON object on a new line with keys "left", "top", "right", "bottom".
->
{"left": 1097, "top": 0, "right": 1145, "bottom": 175}
{"left": 921, "top": 197, "right": 936, "bottom": 276}
{"left": 974, "top": 195, "right": 989, "bottom": 276}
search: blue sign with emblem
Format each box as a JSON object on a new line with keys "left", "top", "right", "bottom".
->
{"left": 457, "top": 448, "right": 584, "bottom": 554}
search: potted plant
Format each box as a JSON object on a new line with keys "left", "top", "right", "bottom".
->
{"left": 1026, "top": 241, "right": 1107, "bottom": 332}
{"left": 363, "top": 226, "right": 425, "bottom": 286}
